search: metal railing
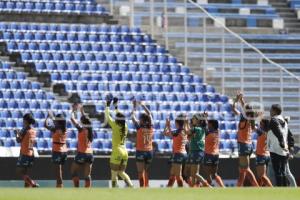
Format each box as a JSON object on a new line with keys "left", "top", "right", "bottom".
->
{"left": 98, "top": 0, "right": 300, "bottom": 133}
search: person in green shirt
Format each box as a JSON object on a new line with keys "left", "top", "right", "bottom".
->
{"left": 105, "top": 96, "right": 133, "bottom": 188}
{"left": 187, "top": 113, "right": 211, "bottom": 187}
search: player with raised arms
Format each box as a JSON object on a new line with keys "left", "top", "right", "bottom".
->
{"left": 131, "top": 100, "right": 154, "bottom": 188}
{"left": 44, "top": 111, "right": 68, "bottom": 188}
{"left": 70, "top": 104, "right": 94, "bottom": 188}
{"left": 105, "top": 96, "right": 133, "bottom": 188}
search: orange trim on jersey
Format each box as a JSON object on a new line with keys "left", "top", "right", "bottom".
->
{"left": 205, "top": 130, "right": 219, "bottom": 155}
{"left": 20, "top": 128, "right": 36, "bottom": 156}
{"left": 237, "top": 120, "right": 252, "bottom": 144}
{"left": 136, "top": 127, "right": 154, "bottom": 152}
{"left": 52, "top": 130, "right": 67, "bottom": 153}
{"left": 172, "top": 131, "right": 187, "bottom": 154}
{"left": 256, "top": 132, "right": 269, "bottom": 156}
{"left": 78, "top": 129, "right": 92, "bottom": 154}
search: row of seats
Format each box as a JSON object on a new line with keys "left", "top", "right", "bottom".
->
{"left": 1, "top": 31, "right": 152, "bottom": 43}
{"left": 51, "top": 72, "right": 201, "bottom": 84}
{"left": 63, "top": 82, "right": 215, "bottom": 93}
{"left": 35, "top": 62, "right": 190, "bottom": 74}
{"left": 19, "top": 52, "right": 177, "bottom": 63}
{"left": 0, "top": 80, "right": 41, "bottom": 90}
{"left": 0, "top": 71, "right": 26, "bottom": 80}
{"left": 0, "top": 91, "right": 54, "bottom": 100}
{"left": 0, "top": 23, "right": 142, "bottom": 34}
{"left": 0, "top": 1, "right": 107, "bottom": 15}
{"left": 0, "top": 99, "right": 70, "bottom": 110}
{"left": 6, "top": 42, "right": 166, "bottom": 54}
{"left": 87, "top": 92, "right": 228, "bottom": 103}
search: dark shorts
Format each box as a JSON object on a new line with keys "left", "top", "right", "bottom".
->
{"left": 52, "top": 152, "right": 68, "bottom": 165}
{"left": 188, "top": 150, "right": 204, "bottom": 164}
{"left": 136, "top": 151, "right": 153, "bottom": 164}
{"left": 238, "top": 142, "right": 253, "bottom": 156}
{"left": 74, "top": 152, "right": 94, "bottom": 164}
{"left": 169, "top": 153, "right": 187, "bottom": 164}
{"left": 16, "top": 154, "right": 34, "bottom": 168}
{"left": 256, "top": 155, "right": 270, "bottom": 166}
{"left": 203, "top": 153, "right": 219, "bottom": 166}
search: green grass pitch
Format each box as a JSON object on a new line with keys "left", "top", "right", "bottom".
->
{"left": 0, "top": 188, "right": 299, "bottom": 200}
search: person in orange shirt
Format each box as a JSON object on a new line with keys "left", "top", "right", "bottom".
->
{"left": 15, "top": 113, "right": 38, "bottom": 188}
{"left": 232, "top": 91, "right": 259, "bottom": 187}
{"left": 164, "top": 114, "right": 188, "bottom": 187}
{"left": 70, "top": 104, "right": 94, "bottom": 188}
{"left": 131, "top": 100, "right": 154, "bottom": 188}
{"left": 203, "top": 119, "right": 225, "bottom": 187}
{"left": 256, "top": 119, "right": 273, "bottom": 187}
{"left": 44, "top": 111, "right": 68, "bottom": 188}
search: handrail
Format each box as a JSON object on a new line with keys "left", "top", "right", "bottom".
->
{"left": 187, "top": 0, "right": 300, "bottom": 81}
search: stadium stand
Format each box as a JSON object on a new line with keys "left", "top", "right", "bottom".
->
{"left": 0, "top": 22, "right": 237, "bottom": 155}
{"left": 0, "top": 0, "right": 299, "bottom": 156}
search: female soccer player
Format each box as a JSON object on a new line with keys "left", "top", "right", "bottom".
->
{"left": 105, "top": 96, "right": 133, "bottom": 188}
{"left": 187, "top": 113, "right": 211, "bottom": 187}
{"left": 131, "top": 100, "right": 154, "bottom": 187}
{"left": 70, "top": 104, "right": 94, "bottom": 188}
{"left": 203, "top": 119, "right": 225, "bottom": 187}
{"left": 255, "top": 119, "right": 273, "bottom": 187}
{"left": 232, "top": 91, "right": 259, "bottom": 187}
{"left": 44, "top": 111, "right": 68, "bottom": 188}
{"left": 164, "top": 114, "right": 188, "bottom": 187}
{"left": 15, "top": 113, "right": 39, "bottom": 187}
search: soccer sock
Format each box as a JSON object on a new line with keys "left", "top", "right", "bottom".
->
{"left": 111, "top": 170, "right": 119, "bottom": 188}
{"left": 144, "top": 172, "right": 149, "bottom": 187}
{"left": 215, "top": 175, "right": 225, "bottom": 187}
{"left": 138, "top": 172, "right": 145, "bottom": 187}
{"left": 176, "top": 176, "right": 184, "bottom": 187}
{"left": 196, "top": 174, "right": 211, "bottom": 187}
{"left": 72, "top": 176, "right": 80, "bottom": 188}
{"left": 246, "top": 169, "right": 259, "bottom": 187}
{"left": 167, "top": 175, "right": 176, "bottom": 187}
{"left": 84, "top": 176, "right": 92, "bottom": 188}
{"left": 261, "top": 175, "right": 273, "bottom": 187}
{"left": 23, "top": 175, "right": 34, "bottom": 187}
{"left": 118, "top": 171, "right": 133, "bottom": 187}
{"left": 237, "top": 168, "right": 247, "bottom": 187}
{"left": 56, "top": 178, "right": 63, "bottom": 188}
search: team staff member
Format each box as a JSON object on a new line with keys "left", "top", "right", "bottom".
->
{"left": 203, "top": 119, "right": 225, "bottom": 187}
{"left": 44, "top": 111, "right": 68, "bottom": 188}
{"left": 187, "top": 113, "right": 210, "bottom": 187}
{"left": 105, "top": 96, "right": 133, "bottom": 188}
{"left": 255, "top": 119, "right": 272, "bottom": 187}
{"left": 16, "top": 113, "right": 39, "bottom": 188}
{"left": 70, "top": 104, "right": 94, "bottom": 188}
{"left": 164, "top": 114, "right": 188, "bottom": 187}
{"left": 233, "top": 91, "right": 259, "bottom": 187}
{"left": 131, "top": 100, "right": 154, "bottom": 188}
{"left": 268, "top": 104, "right": 289, "bottom": 186}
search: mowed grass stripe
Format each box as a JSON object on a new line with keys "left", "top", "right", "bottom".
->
{"left": 0, "top": 188, "right": 299, "bottom": 200}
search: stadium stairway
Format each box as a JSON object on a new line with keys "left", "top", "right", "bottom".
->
{"left": 269, "top": 0, "right": 300, "bottom": 33}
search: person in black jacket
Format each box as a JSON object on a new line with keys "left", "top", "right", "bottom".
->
{"left": 284, "top": 117, "right": 297, "bottom": 187}
{"left": 268, "top": 104, "right": 289, "bottom": 186}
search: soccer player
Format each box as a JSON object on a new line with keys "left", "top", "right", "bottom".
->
{"left": 255, "top": 119, "right": 272, "bottom": 187}
{"left": 105, "top": 96, "right": 133, "bottom": 188}
{"left": 44, "top": 111, "right": 68, "bottom": 188}
{"left": 187, "top": 113, "right": 211, "bottom": 187}
{"left": 15, "top": 113, "right": 39, "bottom": 187}
{"left": 203, "top": 119, "right": 225, "bottom": 187}
{"left": 232, "top": 91, "right": 259, "bottom": 187}
{"left": 70, "top": 104, "right": 94, "bottom": 188}
{"left": 131, "top": 100, "right": 154, "bottom": 188}
{"left": 164, "top": 114, "right": 188, "bottom": 187}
